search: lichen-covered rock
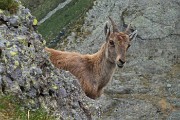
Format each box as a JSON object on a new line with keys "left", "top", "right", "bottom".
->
{"left": 0, "top": 2, "right": 91, "bottom": 120}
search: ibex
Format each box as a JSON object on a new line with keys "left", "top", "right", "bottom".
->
{"left": 45, "top": 17, "right": 137, "bottom": 99}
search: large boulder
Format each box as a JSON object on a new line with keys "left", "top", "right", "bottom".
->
{"left": 0, "top": 2, "right": 91, "bottom": 120}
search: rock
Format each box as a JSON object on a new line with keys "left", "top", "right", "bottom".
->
{"left": 0, "top": 65, "right": 4, "bottom": 74}
{"left": 9, "top": 15, "right": 19, "bottom": 27}
{"left": 23, "top": 8, "right": 30, "bottom": 14}
{"left": 0, "top": 1, "right": 91, "bottom": 119}
{"left": 10, "top": 67, "right": 22, "bottom": 80}
{"left": 167, "top": 84, "right": 172, "bottom": 88}
{"left": 0, "top": 40, "right": 7, "bottom": 49}
{"left": 62, "top": 0, "right": 180, "bottom": 119}
{"left": 167, "top": 111, "right": 180, "bottom": 120}
{"left": 168, "top": 98, "right": 180, "bottom": 108}
{"left": 59, "top": 88, "right": 67, "bottom": 98}
{"left": 1, "top": 15, "right": 8, "bottom": 22}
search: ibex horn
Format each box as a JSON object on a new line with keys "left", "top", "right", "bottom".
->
{"left": 125, "top": 24, "right": 131, "bottom": 33}
{"left": 108, "top": 16, "right": 119, "bottom": 32}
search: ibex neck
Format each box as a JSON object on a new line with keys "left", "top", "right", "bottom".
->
{"left": 102, "top": 43, "right": 116, "bottom": 69}
{"left": 93, "top": 43, "right": 116, "bottom": 89}
{"left": 96, "top": 43, "right": 115, "bottom": 67}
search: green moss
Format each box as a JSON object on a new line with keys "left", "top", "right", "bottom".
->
{"left": 0, "top": 9, "right": 3, "bottom": 13}
{"left": 42, "top": 40, "right": 46, "bottom": 46}
{"left": 33, "top": 18, "right": 38, "bottom": 25}
{"left": 10, "top": 51, "right": 18, "bottom": 56}
{"left": 0, "top": 95, "right": 55, "bottom": 120}
{"left": 6, "top": 41, "right": 10, "bottom": 47}
{"left": 0, "top": 0, "right": 19, "bottom": 13}
{"left": 3, "top": 56, "right": 7, "bottom": 63}
{"left": 52, "top": 85, "right": 58, "bottom": 90}
{"left": 18, "top": 36, "right": 28, "bottom": 46}
{"left": 13, "top": 60, "right": 19, "bottom": 69}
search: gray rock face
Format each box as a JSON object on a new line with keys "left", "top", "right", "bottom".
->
{"left": 62, "top": 0, "right": 180, "bottom": 119}
{"left": 168, "top": 110, "right": 180, "bottom": 120}
{"left": 0, "top": 3, "right": 91, "bottom": 120}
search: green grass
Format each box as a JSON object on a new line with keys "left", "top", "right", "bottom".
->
{"left": 20, "top": 0, "right": 65, "bottom": 20}
{"left": 0, "top": 95, "right": 55, "bottom": 120}
{"left": 0, "top": 0, "right": 19, "bottom": 13}
{"left": 38, "top": 0, "right": 94, "bottom": 45}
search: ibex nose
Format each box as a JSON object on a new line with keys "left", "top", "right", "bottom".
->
{"left": 119, "top": 59, "right": 125, "bottom": 65}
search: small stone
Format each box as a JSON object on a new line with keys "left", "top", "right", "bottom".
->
{"left": 9, "top": 16, "right": 19, "bottom": 27}
{"left": 0, "top": 40, "right": 7, "bottom": 49}
{"left": 167, "top": 84, "right": 172, "bottom": 88}
{"left": 19, "top": 26, "right": 29, "bottom": 35}
{"left": 23, "top": 8, "right": 30, "bottom": 14}
{"left": 0, "top": 65, "right": 5, "bottom": 74}
{"left": 30, "top": 67, "right": 42, "bottom": 76}
{"left": 59, "top": 88, "right": 67, "bottom": 98}
{"left": 10, "top": 68, "right": 22, "bottom": 82}
{"left": 2, "top": 15, "right": 8, "bottom": 21}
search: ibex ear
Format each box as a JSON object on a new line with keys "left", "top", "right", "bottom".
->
{"left": 104, "top": 21, "right": 111, "bottom": 41}
{"left": 129, "top": 30, "right": 137, "bottom": 41}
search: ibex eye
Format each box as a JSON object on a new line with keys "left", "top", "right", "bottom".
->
{"left": 109, "top": 41, "right": 115, "bottom": 46}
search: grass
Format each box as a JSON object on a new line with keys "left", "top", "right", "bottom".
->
{"left": 38, "top": 0, "right": 94, "bottom": 45}
{"left": 0, "top": 0, "right": 19, "bottom": 13}
{"left": 20, "top": 0, "right": 65, "bottom": 20}
{"left": 0, "top": 95, "right": 55, "bottom": 120}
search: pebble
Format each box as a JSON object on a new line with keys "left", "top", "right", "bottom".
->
{"left": 167, "top": 84, "right": 172, "bottom": 88}
{"left": 9, "top": 15, "right": 19, "bottom": 27}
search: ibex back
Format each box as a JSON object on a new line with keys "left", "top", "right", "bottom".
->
{"left": 45, "top": 17, "right": 137, "bottom": 99}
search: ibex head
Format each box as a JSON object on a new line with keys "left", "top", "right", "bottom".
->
{"left": 104, "top": 17, "right": 137, "bottom": 68}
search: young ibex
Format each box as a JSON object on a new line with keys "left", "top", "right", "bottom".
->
{"left": 45, "top": 17, "right": 137, "bottom": 99}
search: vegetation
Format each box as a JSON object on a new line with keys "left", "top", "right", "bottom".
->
{"left": 20, "top": 0, "right": 66, "bottom": 20}
{"left": 38, "top": 0, "right": 94, "bottom": 45}
{"left": 0, "top": 0, "right": 19, "bottom": 13}
{"left": 0, "top": 95, "right": 55, "bottom": 120}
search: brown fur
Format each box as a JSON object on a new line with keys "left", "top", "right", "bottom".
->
{"left": 45, "top": 18, "right": 137, "bottom": 99}
{"left": 45, "top": 44, "right": 116, "bottom": 99}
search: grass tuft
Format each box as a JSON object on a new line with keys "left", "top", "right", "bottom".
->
{"left": 0, "top": 95, "right": 55, "bottom": 120}
{"left": 0, "top": 0, "right": 19, "bottom": 13}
